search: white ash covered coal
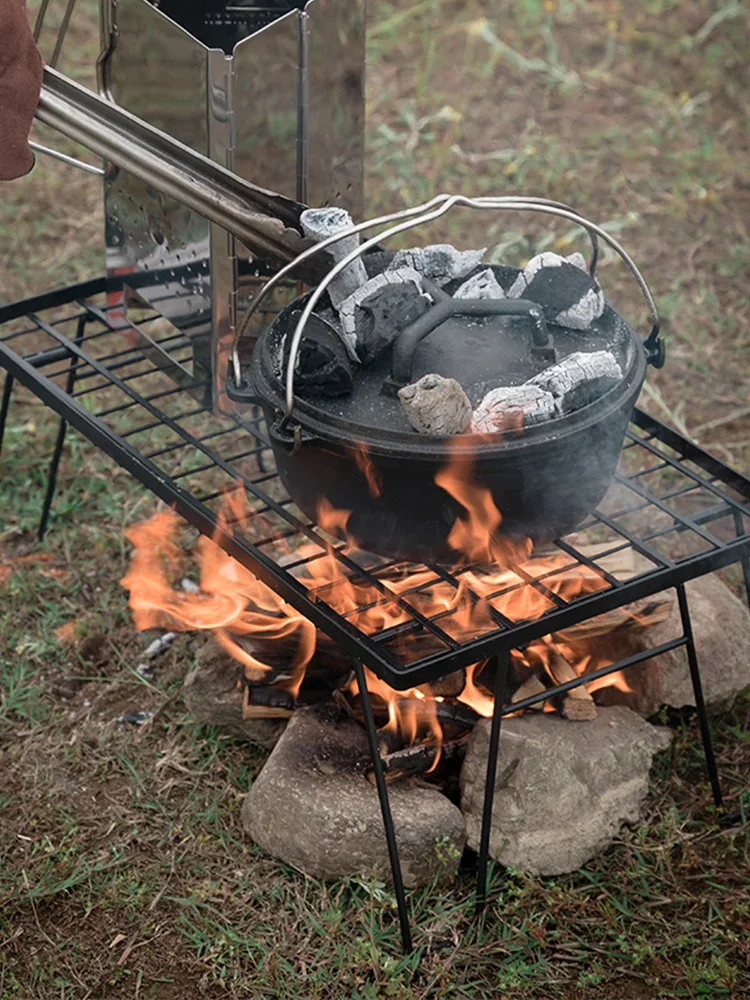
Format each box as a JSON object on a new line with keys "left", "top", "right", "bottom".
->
{"left": 338, "top": 267, "right": 433, "bottom": 364}
{"left": 508, "top": 251, "right": 604, "bottom": 330}
{"left": 301, "top": 207, "right": 368, "bottom": 310}
{"left": 529, "top": 350, "right": 623, "bottom": 414}
{"left": 398, "top": 373, "right": 472, "bottom": 436}
{"left": 287, "top": 226, "right": 626, "bottom": 433}
{"left": 453, "top": 267, "right": 506, "bottom": 301}
{"left": 471, "top": 384, "right": 559, "bottom": 434}
{"left": 388, "top": 244, "right": 487, "bottom": 286}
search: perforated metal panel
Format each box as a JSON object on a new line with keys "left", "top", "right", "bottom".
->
{"left": 99, "top": 0, "right": 365, "bottom": 411}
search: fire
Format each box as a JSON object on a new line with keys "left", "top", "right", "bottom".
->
{"left": 458, "top": 663, "right": 495, "bottom": 718}
{"left": 350, "top": 668, "right": 443, "bottom": 770}
{"left": 350, "top": 441, "right": 382, "bottom": 499}
{"left": 120, "top": 450, "right": 641, "bottom": 758}
{"left": 120, "top": 506, "right": 316, "bottom": 690}
{"left": 434, "top": 444, "right": 532, "bottom": 566}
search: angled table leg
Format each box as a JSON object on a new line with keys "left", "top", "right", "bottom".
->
{"left": 676, "top": 583, "right": 723, "bottom": 808}
{"left": 476, "top": 650, "right": 511, "bottom": 915}
{"left": 352, "top": 659, "right": 413, "bottom": 953}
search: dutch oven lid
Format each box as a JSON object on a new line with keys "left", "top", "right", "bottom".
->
{"left": 255, "top": 262, "right": 644, "bottom": 439}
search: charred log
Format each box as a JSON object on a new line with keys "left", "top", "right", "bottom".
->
{"left": 361, "top": 736, "right": 470, "bottom": 783}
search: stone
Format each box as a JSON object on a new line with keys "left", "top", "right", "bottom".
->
{"left": 471, "top": 384, "right": 558, "bottom": 434}
{"left": 460, "top": 706, "right": 671, "bottom": 875}
{"left": 398, "top": 373, "right": 472, "bottom": 436}
{"left": 508, "top": 251, "right": 604, "bottom": 330}
{"left": 389, "top": 245, "right": 487, "bottom": 286}
{"left": 183, "top": 641, "right": 286, "bottom": 749}
{"left": 590, "top": 574, "right": 750, "bottom": 716}
{"left": 242, "top": 706, "right": 466, "bottom": 887}
{"left": 453, "top": 267, "right": 505, "bottom": 300}
{"left": 300, "top": 207, "right": 369, "bottom": 312}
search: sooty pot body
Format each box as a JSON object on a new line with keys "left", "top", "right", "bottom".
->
{"left": 257, "top": 367, "right": 643, "bottom": 563}
{"left": 238, "top": 265, "right": 651, "bottom": 564}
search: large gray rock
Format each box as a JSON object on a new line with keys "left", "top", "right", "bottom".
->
{"left": 461, "top": 707, "right": 670, "bottom": 875}
{"left": 589, "top": 575, "right": 750, "bottom": 716}
{"left": 242, "top": 706, "right": 466, "bottom": 887}
{"left": 183, "top": 642, "right": 286, "bottom": 749}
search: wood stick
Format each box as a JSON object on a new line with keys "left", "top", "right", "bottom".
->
{"left": 362, "top": 735, "right": 469, "bottom": 783}
{"left": 245, "top": 685, "right": 295, "bottom": 710}
{"left": 543, "top": 644, "right": 598, "bottom": 721}
{"left": 511, "top": 673, "right": 547, "bottom": 710}
{"left": 241, "top": 704, "right": 294, "bottom": 720}
{"left": 394, "top": 699, "right": 480, "bottom": 731}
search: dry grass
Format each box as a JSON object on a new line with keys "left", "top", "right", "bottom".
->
{"left": 0, "top": 1, "right": 749, "bottom": 997}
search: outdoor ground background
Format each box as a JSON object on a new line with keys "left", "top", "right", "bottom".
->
{"left": 0, "top": 1, "right": 749, "bottom": 998}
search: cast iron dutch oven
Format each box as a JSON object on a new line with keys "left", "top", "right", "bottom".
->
{"left": 229, "top": 252, "right": 664, "bottom": 564}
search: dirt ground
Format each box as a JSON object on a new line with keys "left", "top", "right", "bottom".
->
{"left": 0, "top": 1, "right": 749, "bottom": 998}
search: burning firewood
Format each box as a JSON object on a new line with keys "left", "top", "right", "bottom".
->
{"left": 396, "top": 698, "right": 480, "bottom": 731}
{"left": 419, "top": 668, "right": 466, "bottom": 699}
{"left": 362, "top": 736, "right": 470, "bottom": 783}
{"left": 245, "top": 685, "right": 295, "bottom": 710}
{"left": 537, "top": 643, "right": 598, "bottom": 721}
{"left": 398, "top": 373, "right": 472, "bottom": 436}
{"left": 554, "top": 594, "right": 673, "bottom": 643}
{"left": 242, "top": 705, "right": 294, "bottom": 720}
{"left": 511, "top": 673, "right": 547, "bottom": 710}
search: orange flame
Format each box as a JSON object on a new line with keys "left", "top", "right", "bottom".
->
{"left": 120, "top": 506, "right": 316, "bottom": 691}
{"left": 434, "top": 444, "right": 532, "bottom": 566}
{"left": 351, "top": 441, "right": 383, "bottom": 499}
{"left": 120, "top": 448, "right": 640, "bottom": 756}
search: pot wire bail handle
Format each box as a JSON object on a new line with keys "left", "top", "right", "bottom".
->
{"left": 277, "top": 198, "right": 662, "bottom": 424}
{"left": 229, "top": 193, "right": 602, "bottom": 391}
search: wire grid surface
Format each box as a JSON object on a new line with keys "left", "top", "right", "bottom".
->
{"left": 1, "top": 281, "right": 749, "bottom": 689}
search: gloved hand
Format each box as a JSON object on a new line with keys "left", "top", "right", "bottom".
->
{"left": 0, "top": 0, "right": 43, "bottom": 181}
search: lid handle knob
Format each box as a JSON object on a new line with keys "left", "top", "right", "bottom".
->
{"left": 384, "top": 294, "right": 554, "bottom": 393}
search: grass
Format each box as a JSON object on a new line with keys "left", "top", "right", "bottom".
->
{"left": 0, "top": 0, "right": 749, "bottom": 997}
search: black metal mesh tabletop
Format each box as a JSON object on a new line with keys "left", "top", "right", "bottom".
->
{"left": 1, "top": 279, "right": 749, "bottom": 688}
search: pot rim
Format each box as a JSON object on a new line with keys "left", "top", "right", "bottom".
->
{"left": 257, "top": 334, "right": 647, "bottom": 459}
{"left": 251, "top": 267, "right": 649, "bottom": 458}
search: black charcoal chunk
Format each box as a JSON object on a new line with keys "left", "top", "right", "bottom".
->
{"left": 388, "top": 245, "right": 487, "bottom": 286}
{"left": 453, "top": 267, "right": 506, "bottom": 300}
{"left": 284, "top": 312, "right": 353, "bottom": 398}
{"left": 300, "top": 207, "right": 369, "bottom": 309}
{"left": 398, "top": 373, "right": 472, "bottom": 436}
{"left": 338, "top": 267, "right": 431, "bottom": 365}
{"left": 471, "top": 384, "right": 559, "bottom": 434}
{"left": 508, "top": 252, "right": 604, "bottom": 330}
{"left": 529, "top": 350, "right": 622, "bottom": 413}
